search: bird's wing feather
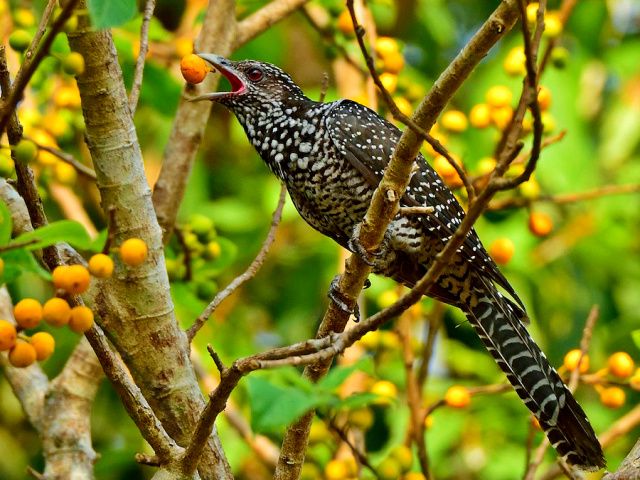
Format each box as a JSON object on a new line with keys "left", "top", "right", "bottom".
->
{"left": 326, "top": 99, "right": 525, "bottom": 311}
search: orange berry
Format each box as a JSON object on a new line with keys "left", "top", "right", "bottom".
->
{"left": 120, "top": 238, "right": 148, "bottom": 266}
{"left": 444, "top": 385, "right": 471, "bottom": 408}
{"left": 52, "top": 265, "right": 71, "bottom": 290}
{"left": 69, "top": 306, "right": 94, "bottom": 334}
{"left": 486, "top": 85, "right": 513, "bottom": 108}
{"left": 382, "top": 50, "right": 404, "bottom": 74}
{"left": 608, "top": 352, "right": 635, "bottom": 379}
{"left": 180, "top": 54, "right": 208, "bottom": 84}
{"left": 563, "top": 349, "right": 590, "bottom": 373}
{"left": 433, "top": 155, "right": 463, "bottom": 188}
{"left": 630, "top": 370, "right": 640, "bottom": 391}
{"left": 336, "top": 10, "right": 354, "bottom": 35}
{"left": 528, "top": 212, "right": 553, "bottom": 237}
{"left": 491, "top": 105, "right": 513, "bottom": 130}
{"left": 14, "top": 298, "right": 43, "bottom": 329}
{"left": 537, "top": 86, "right": 552, "bottom": 111}
{"left": 469, "top": 103, "right": 492, "bottom": 128}
{"left": 66, "top": 264, "right": 91, "bottom": 294}
{"left": 30, "top": 331, "right": 55, "bottom": 361}
{"left": 441, "top": 110, "right": 468, "bottom": 133}
{"left": 42, "top": 297, "right": 71, "bottom": 327}
{"left": 489, "top": 238, "right": 515, "bottom": 265}
{"left": 600, "top": 386, "right": 625, "bottom": 409}
{"left": 88, "top": 253, "right": 114, "bottom": 278}
{"left": 9, "top": 339, "right": 37, "bottom": 368}
{"left": 0, "top": 319, "right": 17, "bottom": 350}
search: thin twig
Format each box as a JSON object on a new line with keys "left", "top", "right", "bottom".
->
{"left": 327, "top": 418, "right": 381, "bottom": 479}
{"left": 186, "top": 184, "right": 286, "bottom": 341}
{"left": 398, "top": 206, "right": 435, "bottom": 216}
{"left": 21, "top": 136, "right": 97, "bottom": 180}
{"left": 490, "top": 182, "right": 640, "bottom": 210}
{"left": 129, "top": 0, "right": 156, "bottom": 115}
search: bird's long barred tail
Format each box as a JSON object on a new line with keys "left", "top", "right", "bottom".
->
{"left": 464, "top": 274, "right": 605, "bottom": 470}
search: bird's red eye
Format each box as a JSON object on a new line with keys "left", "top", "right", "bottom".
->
{"left": 247, "top": 67, "right": 263, "bottom": 82}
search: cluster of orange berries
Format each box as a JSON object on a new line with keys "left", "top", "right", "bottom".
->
{"left": 563, "top": 349, "right": 637, "bottom": 409}
{"left": 0, "top": 238, "right": 148, "bottom": 368}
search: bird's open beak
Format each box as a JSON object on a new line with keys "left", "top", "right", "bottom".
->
{"left": 189, "top": 53, "right": 246, "bottom": 101}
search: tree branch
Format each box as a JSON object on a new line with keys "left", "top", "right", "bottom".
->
{"left": 129, "top": 0, "right": 156, "bottom": 115}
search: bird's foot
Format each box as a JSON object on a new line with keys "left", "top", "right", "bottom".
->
{"left": 328, "top": 275, "right": 360, "bottom": 322}
{"left": 348, "top": 224, "right": 389, "bottom": 267}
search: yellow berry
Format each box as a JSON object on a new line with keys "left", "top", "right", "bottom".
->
{"left": 526, "top": 3, "right": 540, "bottom": 24}
{"left": 600, "top": 386, "right": 625, "bottom": 409}
{"left": 379, "top": 72, "right": 398, "bottom": 94}
{"left": 377, "top": 457, "right": 402, "bottom": 480}
{"left": 389, "top": 445, "right": 413, "bottom": 472}
{"left": 0, "top": 319, "right": 17, "bottom": 351}
{"left": 300, "top": 463, "right": 322, "bottom": 480}
{"left": 563, "top": 349, "right": 590, "bottom": 373}
{"left": 630, "top": 370, "right": 640, "bottom": 391}
{"left": 503, "top": 47, "right": 526, "bottom": 76}
{"left": 9, "top": 340, "right": 37, "bottom": 368}
{"left": 519, "top": 178, "right": 540, "bottom": 199}
{"left": 348, "top": 407, "right": 374, "bottom": 430}
{"left": 30, "top": 331, "right": 55, "bottom": 361}
{"left": 405, "top": 473, "right": 427, "bottom": 480}
{"left": 489, "top": 238, "right": 515, "bottom": 265}
{"left": 469, "top": 103, "right": 492, "bottom": 128}
{"left": 543, "top": 11, "right": 563, "bottom": 38}
{"left": 382, "top": 50, "right": 404, "bottom": 74}
{"left": 476, "top": 157, "right": 497, "bottom": 175}
{"left": 541, "top": 111, "right": 556, "bottom": 133}
{"left": 359, "top": 330, "right": 381, "bottom": 350}
{"left": 444, "top": 386, "right": 471, "bottom": 408}
{"left": 61, "top": 52, "right": 85, "bottom": 76}
{"left": 13, "top": 139, "right": 38, "bottom": 164}
{"left": 14, "top": 8, "right": 36, "bottom": 28}
{"left": 325, "top": 459, "right": 350, "bottom": 480}
{"left": 491, "top": 106, "right": 513, "bottom": 130}
{"left": 433, "top": 155, "right": 463, "bottom": 188}
{"left": 120, "top": 238, "right": 148, "bottom": 266}
{"left": 371, "top": 380, "right": 398, "bottom": 403}
{"left": 486, "top": 85, "right": 513, "bottom": 108}
{"left": 441, "top": 110, "right": 468, "bottom": 133}
{"left": 88, "top": 253, "right": 114, "bottom": 278}
{"left": 54, "top": 161, "right": 77, "bottom": 184}
{"left": 537, "top": 86, "right": 552, "bottom": 111}
{"left": 180, "top": 54, "right": 208, "bottom": 84}
{"left": 42, "top": 297, "right": 71, "bottom": 327}
{"left": 528, "top": 212, "right": 553, "bottom": 237}
{"left": 69, "top": 306, "right": 94, "bottom": 334}
{"left": 308, "top": 420, "right": 331, "bottom": 444}
{"left": 608, "top": 352, "right": 635, "bottom": 379}
{"left": 375, "top": 37, "right": 400, "bottom": 58}
{"left": 14, "top": 298, "right": 43, "bottom": 329}
{"left": 8, "top": 29, "right": 31, "bottom": 52}
{"left": 378, "top": 289, "right": 399, "bottom": 308}
{"left": 0, "top": 258, "right": 4, "bottom": 277}
{"left": 393, "top": 97, "right": 413, "bottom": 117}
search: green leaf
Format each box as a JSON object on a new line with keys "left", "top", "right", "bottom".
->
{"left": 632, "top": 329, "right": 640, "bottom": 352}
{"left": 88, "top": 0, "right": 137, "bottom": 29}
{"left": 0, "top": 248, "right": 51, "bottom": 283}
{"left": 318, "top": 356, "right": 375, "bottom": 390}
{"left": 11, "top": 220, "right": 92, "bottom": 251}
{"left": 89, "top": 229, "right": 109, "bottom": 253}
{"left": 338, "top": 392, "right": 379, "bottom": 410}
{"left": 247, "top": 376, "right": 322, "bottom": 433}
{"left": 0, "top": 200, "right": 12, "bottom": 246}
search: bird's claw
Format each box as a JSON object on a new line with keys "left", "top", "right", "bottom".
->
{"left": 348, "top": 224, "right": 389, "bottom": 267}
{"left": 328, "top": 275, "right": 360, "bottom": 322}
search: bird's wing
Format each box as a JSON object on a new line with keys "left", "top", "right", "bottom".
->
{"left": 325, "top": 99, "right": 525, "bottom": 311}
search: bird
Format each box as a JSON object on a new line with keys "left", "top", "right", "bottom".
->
{"left": 192, "top": 53, "right": 605, "bottom": 471}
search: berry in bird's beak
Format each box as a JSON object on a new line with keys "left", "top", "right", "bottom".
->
{"left": 189, "top": 53, "right": 246, "bottom": 101}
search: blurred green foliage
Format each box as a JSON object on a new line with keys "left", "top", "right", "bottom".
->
{"left": 1, "top": 0, "right": 640, "bottom": 479}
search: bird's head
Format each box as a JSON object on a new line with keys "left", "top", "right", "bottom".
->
{"left": 190, "top": 54, "right": 307, "bottom": 112}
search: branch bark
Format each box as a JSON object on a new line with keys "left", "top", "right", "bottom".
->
{"left": 62, "top": 2, "right": 231, "bottom": 477}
